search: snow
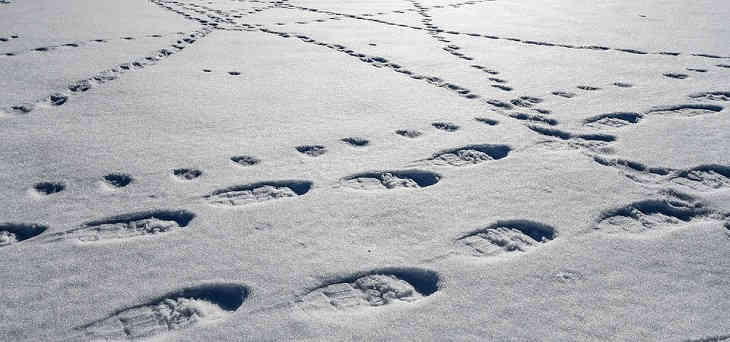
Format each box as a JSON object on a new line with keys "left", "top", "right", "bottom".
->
{"left": 1, "top": 0, "right": 729, "bottom": 341}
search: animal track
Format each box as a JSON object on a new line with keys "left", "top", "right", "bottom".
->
{"left": 341, "top": 137, "right": 369, "bottom": 146}
{"left": 33, "top": 182, "right": 65, "bottom": 195}
{"left": 614, "top": 82, "right": 633, "bottom": 88}
{"left": 206, "top": 180, "right": 313, "bottom": 207}
{"left": 173, "top": 168, "right": 202, "bottom": 180}
{"left": 664, "top": 73, "right": 689, "bottom": 79}
{"left": 103, "top": 173, "right": 133, "bottom": 188}
{"left": 455, "top": 220, "right": 556, "bottom": 257}
{"left": 396, "top": 129, "right": 422, "bottom": 138}
{"left": 231, "top": 155, "right": 260, "bottom": 166}
{"left": 341, "top": 170, "right": 440, "bottom": 190}
{"left": 43, "top": 210, "right": 196, "bottom": 243}
{"left": 594, "top": 197, "right": 715, "bottom": 235}
{"left": 76, "top": 283, "right": 248, "bottom": 340}
{"left": 646, "top": 104, "right": 723, "bottom": 116}
{"left": 0, "top": 223, "right": 48, "bottom": 247}
{"left": 296, "top": 145, "right": 327, "bottom": 157}
{"left": 584, "top": 112, "right": 643, "bottom": 129}
{"left": 296, "top": 267, "right": 439, "bottom": 312}
{"left": 432, "top": 122, "right": 459, "bottom": 132}
{"left": 688, "top": 91, "right": 730, "bottom": 102}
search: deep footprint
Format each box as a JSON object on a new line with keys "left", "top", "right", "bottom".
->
{"left": 76, "top": 283, "right": 248, "bottom": 340}
{"left": 296, "top": 267, "right": 439, "bottom": 312}
{"left": 341, "top": 170, "right": 440, "bottom": 190}
{"left": 206, "top": 180, "right": 312, "bottom": 207}
{"left": 456, "top": 220, "right": 556, "bottom": 257}
{"left": 0, "top": 223, "right": 48, "bottom": 247}
{"left": 43, "top": 210, "right": 196, "bottom": 243}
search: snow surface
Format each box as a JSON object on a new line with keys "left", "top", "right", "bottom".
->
{"left": 1, "top": 0, "right": 729, "bottom": 341}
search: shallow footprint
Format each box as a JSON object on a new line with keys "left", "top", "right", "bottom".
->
{"left": 455, "top": 220, "right": 556, "bottom": 258}
{"left": 206, "top": 180, "right": 312, "bottom": 207}
{"left": 75, "top": 283, "right": 248, "bottom": 340}
{"left": 594, "top": 196, "right": 715, "bottom": 236}
{"left": 422, "top": 144, "right": 510, "bottom": 167}
{"left": 341, "top": 170, "right": 440, "bottom": 190}
{"left": 43, "top": 209, "right": 196, "bottom": 243}
{"left": 296, "top": 267, "right": 439, "bottom": 313}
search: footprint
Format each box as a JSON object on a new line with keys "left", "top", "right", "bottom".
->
{"left": 594, "top": 197, "right": 715, "bottom": 235}
{"left": 231, "top": 155, "right": 260, "bottom": 166}
{"left": 663, "top": 73, "right": 689, "bottom": 79}
{"left": 593, "top": 156, "right": 672, "bottom": 185}
{"left": 508, "top": 112, "right": 558, "bottom": 126}
{"left": 422, "top": 144, "right": 511, "bottom": 167}
{"left": 646, "top": 104, "right": 723, "bottom": 117}
{"left": 432, "top": 121, "right": 459, "bottom": 132}
{"left": 228, "top": 71, "right": 241, "bottom": 76}
{"left": 492, "top": 84, "right": 512, "bottom": 91}
{"left": 33, "top": 182, "right": 65, "bottom": 195}
{"left": 474, "top": 117, "right": 498, "bottom": 125}
{"left": 688, "top": 91, "right": 730, "bottom": 102}
{"left": 103, "top": 173, "right": 133, "bottom": 188}
{"left": 528, "top": 125, "right": 616, "bottom": 142}
{"left": 583, "top": 112, "right": 643, "bottom": 129}
{"left": 718, "top": 64, "right": 730, "bottom": 69}
{"left": 49, "top": 93, "right": 68, "bottom": 106}
{"left": 552, "top": 91, "right": 576, "bottom": 98}
{"left": 75, "top": 283, "right": 248, "bottom": 340}
{"left": 296, "top": 267, "right": 439, "bottom": 312}
{"left": 341, "top": 137, "right": 369, "bottom": 147}
{"left": 68, "top": 80, "right": 92, "bottom": 92}
{"left": 613, "top": 82, "right": 633, "bottom": 88}
{"left": 577, "top": 86, "right": 601, "bottom": 91}
{"left": 395, "top": 129, "right": 422, "bottom": 138}
{"left": 172, "top": 168, "right": 202, "bottom": 180}
{"left": 670, "top": 165, "right": 730, "bottom": 192}
{"left": 10, "top": 103, "right": 34, "bottom": 114}
{"left": 455, "top": 220, "right": 556, "bottom": 257}
{"left": 206, "top": 180, "right": 313, "bottom": 207}
{"left": 687, "top": 68, "right": 708, "bottom": 73}
{"left": 510, "top": 96, "right": 542, "bottom": 108}
{"left": 43, "top": 210, "right": 196, "bottom": 243}
{"left": 0, "top": 223, "right": 48, "bottom": 247}
{"left": 296, "top": 145, "right": 327, "bottom": 157}
{"left": 341, "top": 170, "right": 440, "bottom": 190}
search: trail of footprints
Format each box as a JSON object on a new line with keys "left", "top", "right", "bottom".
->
{"left": 1, "top": 28, "right": 212, "bottom": 117}
{"left": 3, "top": 0, "right": 729, "bottom": 338}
